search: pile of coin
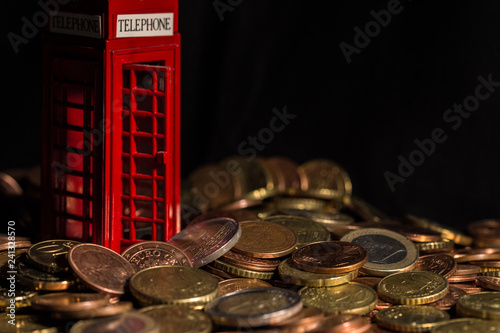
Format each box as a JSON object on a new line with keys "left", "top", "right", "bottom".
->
{"left": 2, "top": 156, "right": 500, "bottom": 332}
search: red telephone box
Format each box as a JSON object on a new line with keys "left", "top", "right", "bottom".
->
{"left": 41, "top": 0, "right": 181, "bottom": 252}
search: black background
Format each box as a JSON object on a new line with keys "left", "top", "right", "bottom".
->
{"left": 3, "top": 0, "right": 500, "bottom": 233}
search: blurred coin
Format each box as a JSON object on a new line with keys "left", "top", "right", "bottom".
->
{"left": 121, "top": 241, "right": 191, "bottom": 272}
{"left": 51, "top": 301, "right": 133, "bottom": 320}
{"left": 426, "top": 286, "right": 466, "bottom": 310}
{"left": 138, "top": 304, "right": 212, "bottom": 333}
{"left": 231, "top": 220, "right": 297, "bottom": 259}
{"left": 456, "top": 291, "right": 500, "bottom": 320}
{"left": 268, "top": 307, "right": 324, "bottom": 332}
{"left": 26, "top": 239, "right": 80, "bottom": 273}
{"left": 0, "top": 240, "right": 31, "bottom": 252}
{"left": 297, "top": 159, "right": 352, "bottom": 200}
{"left": 292, "top": 241, "right": 367, "bottom": 274}
{"left": 69, "top": 312, "right": 159, "bottom": 333}
{"left": 188, "top": 164, "right": 235, "bottom": 211}
{"left": 340, "top": 228, "right": 419, "bottom": 276}
{"left": 430, "top": 317, "right": 500, "bottom": 333}
{"left": 16, "top": 253, "right": 76, "bottom": 291}
{"left": 31, "top": 292, "right": 109, "bottom": 312}
{"left": 129, "top": 265, "right": 219, "bottom": 308}
{"left": 377, "top": 271, "right": 449, "bottom": 305}
{"left": 68, "top": 243, "right": 135, "bottom": 295}
{"left": 0, "top": 314, "right": 58, "bottom": 333}
{"left": 299, "top": 282, "right": 378, "bottom": 315}
{"left": 376, "top": 305, "right": 450, "bottom": 332}
{"left": 205, "top": 287, "right": 303, "bottom": 327}
{"left": 0, "top": 286, "right": 37, "bottom": 312}
{"left": 263, "top": 215, "right": 331, "bottom": 248}
{"left": 405, "top": 214, "right": 473, "bottom": 246}
{"left": 264, "top": 156, "right": 302, "bottom": 194}
{"left": 168, "top": 217, "right": 241, "bottom": 268}
{"left": 218, "top": 278, "right": 272, "bottom": 296}
{"left": 314, "top": 314, "right": 372, "bottom": 333}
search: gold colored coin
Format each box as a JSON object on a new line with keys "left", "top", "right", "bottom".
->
{"left": 415, "top": 239, "right": 454, "bottom": 253}
{"left": 205, "top": 287, "right": 303, "bottom": 327}
{"left": 376, "top": 305, "right": 450, "bottom": 332}
{"left": 129, "top": 265, "right": 219, "bottom": 308}
{"left": 296, "top": 158, "right": 352, "bottom": 200}
{"left": 278, "top": 257, "right": 358, "bottom": 287}
{"left": 340, "top": 227, "right": 419, "bottom": 277}
{"left": 377, "top": 271, "right": 449, "bottom": 305}
{"left": 218, "top": 278, "right": 272, "bottom": 296}
{"left": 431, "top": 318, "right": 500, "bottom": 333}
{"left": 405, "top": 214, "right": 473, "bottom": 247}
{"left": 231, "top": 220, "right": 298, "bottom": 258}
{"left": 298, "top": 282, "right": 378, "bottom": 315}
{"left": 262, "top": 214, "right": 331, "bottom": 248}
{"left": 456, "top": 291, "right": 500, "bottom": 320}
{"left": 139, "top": 304, "right": 212, "bottom": 333}
{"left": 69, "top": 312, "right": 159, "bottom": 333}
{"left": 0, "top": 287, "right": 37, "bottom": 312}
{"left": 26, "top": 239, "right": 80, "bottom": 273}
{"left": 0, "top": 314, "right": 58, "bottom": 333}
{"left": 211, "top": 259, "right": 275, "bottom": 280}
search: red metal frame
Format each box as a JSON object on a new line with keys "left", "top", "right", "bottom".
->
{"left": 41, "top": 0, "right": 180, "bottom": 253}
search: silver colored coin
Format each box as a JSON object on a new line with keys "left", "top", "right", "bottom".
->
{"left": 205, "top": 287, "right": 303, "bottom": 327}
{"left": 340, "top": 227, "right": 419, "bottom": 276}
{"left": 167, "top": 217, "right": 241, "bottom": 268}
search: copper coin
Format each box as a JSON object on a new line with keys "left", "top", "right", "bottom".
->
{"left": 413, "top": 253, "right": 457, "bottom": 278}
{"left": 476, "top": 276, "right": 500, "bottom": 291}
{"left": 218, "top": 251, "right": 281, "bottom": 272}
{"left": 427, "top": 286, "right": 467, "bottom": 310}
{"left": 269, "top": 307, "right": 324, "bottom": 332}
{"left": 121, "top": 241, "right": 192, "bottom": 272}
{"left": 467, "top": 219, "right": 500, "bottom": 239}
{"left": 188, "top": 164, "right": 235, "bottom": 211}
{"left": 449, "top": 282, "right": 484, "bottom": 294}
{"left": 314, "top": 314, "right": 372, "bottom": 333}
{"left": 167, "top": 217, "right": 241, "bottom": 268}
{"left": 231, "top": 220, "right": 298, "bottom": 259}
{"left": 292, "top": 241, "right": 368, "bottom": 274}
{"left": 468, "top": 260, "right": 500, "bottom": 268}
{"left": 68, "top": 243, "right": 136, "bottom": 295}
{"left": 454, "top": 252, "right": 500, "bottom": 263}
{"left": 31, "top": 292, "right": 110, "bottom": 312}
{"left": 454, "top": 264, "right": 482, "bottom": 275}
{"left": 0, "top": 240, "right": 32, "bottom": 251}
{"left": 265, "top": 156, "right": 302, "bottom": 193}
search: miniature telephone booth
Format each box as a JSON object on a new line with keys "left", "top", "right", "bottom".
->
{"left": 41, "top": 0, "right": 181, "bottom": 252}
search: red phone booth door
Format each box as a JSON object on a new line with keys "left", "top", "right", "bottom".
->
{"left": 110, "top": 49, "right": 178, "bottom": 251}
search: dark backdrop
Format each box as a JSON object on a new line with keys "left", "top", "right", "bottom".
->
{"left": 4, "top": 0, "right": 500, "bottom": 233}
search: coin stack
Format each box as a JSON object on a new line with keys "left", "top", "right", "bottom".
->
{"left": 1, "top": 156, "right": 500, "bottom": 332}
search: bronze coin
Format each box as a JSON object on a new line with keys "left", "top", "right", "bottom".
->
{"left": 413, "top": 253, "right": 457, "bottom": 278}
{"left": 449, "top": 282, "right": 484, "bottom": 294}
{"left": 297, "top": 159, "right": 352, "bottom": 200}
{"left": 454, "top": 264, "right": 482, "bottom": 275}
{"left": 231, "top": 220, "right": 298, "bottom": 259}
{"left": 218, "top": 251, "right": 281, "bottom": 272}
{"left": 467, "top": 219, "right": 500, "bottom": 239}
{"left": 269, "top": 307, "right": 324, "bottom": 332}
{"left": 68, "top": 243, "right": 136, "bottom": 295}
{"left": 121, "top": 241, "right": 192, "bottom": 272}
{"left": 292, "top": 241, "right": 368, "bottom": 274}
{"left": 168, "top": 217, "right": 241, "bottom": 268}
{"left": 468, "top": 260, "right": 500, "bottom": 268}
{"left": 31, "top": 292, "right": 110, "bottom": 312}
{"left": 264, "top": 156, "right": 302, "bottom": 193}
{"left": 475, "top": 276, "right": 500, "bottom": 291}
{"left": 427, "top": 286, "right": 467, "bottom": 310}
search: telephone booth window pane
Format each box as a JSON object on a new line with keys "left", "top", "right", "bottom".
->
{"left": 120, "top": 64, "right": 171, "bottom": 244}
